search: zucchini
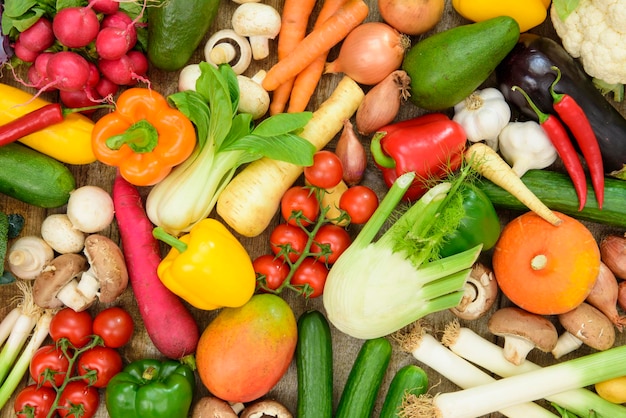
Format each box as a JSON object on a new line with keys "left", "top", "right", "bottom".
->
{"left": 476, "top": 169, "right": 626, "bottom": 228}
{"left": 379, "top": 364, "right": 429, "bottom": 418}
{"left": 335, "top": 337, "right": 392, "bottom": 418}
{"left": 0, "top": 143, "right": 75, "bottom": 208}
{"left": 296, "top": 310, "right": 333, "bottom": 418}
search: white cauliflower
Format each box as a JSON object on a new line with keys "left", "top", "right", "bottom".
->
{"left": 551, "top": 0, "right": 626, "bottom": 85}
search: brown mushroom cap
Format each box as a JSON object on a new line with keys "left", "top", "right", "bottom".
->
{"left": 191, "top": 396, "right": 238, "bottom": 418}
{"left": 83, "top": 234, "right": 129, "bottom": 303}
{"left": 450, "top": 262, "right": 499, "bottom": 320}
{"left": 240, "top": 399, "right": 293, "bottom": 418}
{"left": 33, "top": 253, "right": 88, "bottom": 308}
{"left": 558, "top": 302, "right": 616, "bottom": 351}
{"left": 488, "top": 306, "right": 558, "bottom": 365}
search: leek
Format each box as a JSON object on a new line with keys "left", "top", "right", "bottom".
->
{"left": 323, "top": 170, "right": 482, "bottom": 339}
{"left": 146, "top": 62, "right": 315, "bottom": 236}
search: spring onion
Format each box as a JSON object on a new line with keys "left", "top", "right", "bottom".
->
{"left": 441, "top": 321, "right": 626, "bottom": 418}
{"left": 322, "top": 170, "right": 482, "bottom": 339}
{"left": 145, "top": 62, "right": 315, "bottom": 236}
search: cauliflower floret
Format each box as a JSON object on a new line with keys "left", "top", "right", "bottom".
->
{"left": 551, "top": 0, "right": 626, "bottom": 84}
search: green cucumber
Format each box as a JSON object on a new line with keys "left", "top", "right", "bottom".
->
{"left": 296, "top": 310, "right": 333, "bottom": 418}
{"left": 402, "top": 16, "right": 520, "bottom": 110}
{"left": 147, "top": 0, "right": 220, "bottom": 71}
{"left": 335, "top": 337, "right": 392, "bottom": 418}
{"left": 379, "top": 364, "right": 429, "bottom": 418}
{"left": 476, "top": 169, "right": 626, "bottom": 228}
{"left": 0, "top": 143, "right": 75, "bottom": 208}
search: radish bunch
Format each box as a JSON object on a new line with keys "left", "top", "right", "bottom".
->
{"left": 12, "top": 0, "right": 149, "bottom": 111}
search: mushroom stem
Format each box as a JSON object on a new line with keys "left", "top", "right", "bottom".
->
{"left": 55, "top": 277, "right": 97, "bottom": 312}
{"left": 7, "top": 236, "right": 54, "bottom": 280}
{"left": 551, "top": 331, "right": 584, "bottom": 359}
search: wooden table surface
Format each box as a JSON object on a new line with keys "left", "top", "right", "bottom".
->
{"left": 1, "top": 1, "right": 625, "bottom": 417}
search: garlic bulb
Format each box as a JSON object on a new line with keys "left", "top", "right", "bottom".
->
{"left": 8, "top": 236, "right": 55, "bottom": 280}
{"left": 498, "top": 120, "right": 558, "bottom": 177}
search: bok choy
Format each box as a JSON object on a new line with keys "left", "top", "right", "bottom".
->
{"left": 323, "top": 170, "right": 483, "bottom": 339}
{"left": 146, "top": 63, "right": 315, "bottom": 236}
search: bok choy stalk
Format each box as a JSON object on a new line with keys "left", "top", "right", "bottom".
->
{"left": 146, "top": 63, "right": 315, "bottom": 236}
{"left": 322, "top": 170, "right": 483, "bottom": 339}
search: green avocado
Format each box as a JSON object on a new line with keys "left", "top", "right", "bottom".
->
{"left": 147, "top": 0, "right": 220, "bottom": 72}
{"left": 402, "top": 16, "right": 520, "bottom": 110}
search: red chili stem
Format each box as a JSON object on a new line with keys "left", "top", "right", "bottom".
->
{"left": 0, "top": 103, "right": 64, "bottom": 146}
{"left": 549, "top": 66, "right": 604, "bottom": 209}
{"left": 512, "top": 86, "right": 587, "bottom": 211}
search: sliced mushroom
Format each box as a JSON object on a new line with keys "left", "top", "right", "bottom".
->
{"left": 231, "top": 3, "right": 281, "bottom": 60}
{"left": 240, "top": 399, "right": 293, "bottom": 418}
{"left": 488, "top": 306, "right": 558, "bottom": 365}
{"left": 7, "top": 236, "right": 55, "bottom": 280}
{"left": 450, "top": 262, "right": 499, "bottom": 320}
{"left": 552, "top": 302, "right": 616, "bottom": 359}
{"left": 191, "top": 396, "right": 238, "bottom": 418}
{"left": 33, "top": 253, "right": 89, "bottom": 309}
{"left": 204, "top": 29, "right": 252, "bottom": 74}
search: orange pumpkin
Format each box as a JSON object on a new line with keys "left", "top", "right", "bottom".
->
{"left": 492, "top": 211, "right": 600, "bottom": 315}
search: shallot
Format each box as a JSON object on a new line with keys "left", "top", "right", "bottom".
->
{"left": 324, "top": 22, "right": 410, "bottom": 86}
{"left": 355, "top": 69, "right": 411, "bottom": 135}
{"left": 586, "top": 262, "right": 626, "bottom": 331}
{"left": 600, "top": 234, "right": 626, "bottom": 279}
{"left": 335, "top": 119, "right": 367, "bottom": 186}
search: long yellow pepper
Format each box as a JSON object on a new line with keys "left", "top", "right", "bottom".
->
{"left": 0, "top": 83, "right": 96, "bottom": 165}
{"left": 452, "top": 0, "right": 550, "bottom": 33}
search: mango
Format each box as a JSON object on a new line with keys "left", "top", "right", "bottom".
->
{"left": 195, "top": 294, "right": 297, "bottom": 403}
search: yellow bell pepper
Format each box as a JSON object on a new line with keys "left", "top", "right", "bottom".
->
{"left": 0, "top": 83, "right": 96, "bottom": 165}
{"left": 155, "top": 219, "right": 256, "bottom": 311}
{"left": 452, "top": 0, "right": 548, "bottom": 33}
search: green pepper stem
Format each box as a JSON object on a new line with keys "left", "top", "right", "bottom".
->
{"left": 549, "top": 66, "right": 565, "bottom": 104}
{"left": 153, "top": 227, "right": 188, "bottom": 253}
{"left": 512, "top": 86, "right": 549, "bottom": 125}
{"left": 370, "top": 132, "right": 397, "bottom": 168}
{"left": 106, "top": 119, "right": 160, "bottom": 153}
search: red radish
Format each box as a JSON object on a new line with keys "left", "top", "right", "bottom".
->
{"left": 95, "top": 76, "right": 119, "bottom": 99}
{"left": 127, "top": 50, "right": 148, "bottom": 77}
{"left": 101, "top": 10, "right": 134, "bottom": 30}
{"left": 98, "top": 51, "right": 149, "bottom": 86}
{"left": 52, "top": 6, "right": 100, "bottom": 48}
{"left": 95, "top": 26, "right": 137, "bottom": 60}
{"left": 112, "top": 173, "right": 200, "bottom": 360}
{"left": 17, "top": 17, "right": 54, "bottom": 53}
{"left": 12, "top": 40, "right": 39, "bottom": 63}
{"left": 28, "top": 52, "right": 53, "bottom": 90}
{"left": 89, "top": 0, "right": 120, "bottom": 14}
{"left": 44, "top": 51, "right": 91, "bottom": 92}
{"left": 60, "top": 87, "right": 102, "bottom": 113}
{"left": 86, "top": 62, "right": 101, "bottom": 87}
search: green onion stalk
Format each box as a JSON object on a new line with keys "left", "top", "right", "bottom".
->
{"left": 322, "top": 169, "right": 483, "bottom": 340}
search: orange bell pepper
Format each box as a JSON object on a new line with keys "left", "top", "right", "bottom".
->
{"left": 92, "top": 88, "right": 196, "bottom": 186}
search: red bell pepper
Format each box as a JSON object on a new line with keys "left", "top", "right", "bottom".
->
{"left": 371, "top": 113, "right": 467, "bottom": 201}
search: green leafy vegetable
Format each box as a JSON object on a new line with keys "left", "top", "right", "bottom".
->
{"left": 552, "top": 0, "right": 581, "bottom": 21}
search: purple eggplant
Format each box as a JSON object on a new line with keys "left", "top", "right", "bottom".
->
{"left": 0, "top": 3, "right": 13, "bottom": 65}
{"left": 496, "top": 33, "right": 626, "bottom": 179}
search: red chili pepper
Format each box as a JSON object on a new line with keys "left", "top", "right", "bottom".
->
{"left": 549, "top": 66, "right": 604, "bottom": 209}
{"left": 0, "top": 103, "right": 64, "bottom": 147}
{"left": 513, "top": 86, "right": 587, "bottom": 211}
{"left": 370, "top": 113, "right": 467, "bottom": 201}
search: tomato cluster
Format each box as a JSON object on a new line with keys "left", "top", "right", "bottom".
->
{"left": 253, "top": 150, "right": 379, "bottom": 299}
{"left": 14, "top": 307, "right": 133, "bottom": 418}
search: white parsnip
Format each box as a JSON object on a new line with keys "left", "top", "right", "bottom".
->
{"left": 217, "top": 76, "right": 364, "bottom": 237}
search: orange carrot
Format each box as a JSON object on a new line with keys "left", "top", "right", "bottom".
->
{"left": 269, "top": 0, "right": 317, "bottom": 115}
{"left": 262, "top": 0, "right": 369, "bottom": 92}
{"left": 288, "top": 0, "right": 349, "bottom": 113}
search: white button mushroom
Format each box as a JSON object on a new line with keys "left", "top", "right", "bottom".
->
{"left": 237, "top": 70, "right": 270, "bottom": 120}
{"left": 191, "top": 396, "right": 239, "bottom": 418}
{"left": 7, "top": 236, "right": 55, "bottom": 280}
{"left": 178, "top": 64, "right": 202, "bottom": 92}
{"left": 41, "top": 214, "right": 86, "bottom": 254}
{"left": 66, "top": 185, "right": 115, "bottom": 233}
{"left": 231, "top": 3, "right": 281, "bottom": 60}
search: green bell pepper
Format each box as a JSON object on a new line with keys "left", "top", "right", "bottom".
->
{"left": 439, "top": 183, "right": 501, "bottom": 257}
{"left": 105, "top": 359, "right": 195, "bottom": 418}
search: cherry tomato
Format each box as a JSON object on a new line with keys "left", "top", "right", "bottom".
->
{"left": 93, "top": 306, "right": 134, "bottom": 348}
{"left": 280, "top": 186, "right": 320, "bottom": 226}
{"left": 76, "top": 345, "right": 123, "bottom": 388}
{"left": 339, "top": 185, "right": 379, "bottom": 224}
{"left": 304, "top": 150, "right": 344, "bottom": 189}
{"left": 291, "top": 257, "right": 329, "bottom": 298}
{"left": 253, "top": 254, "right": 290, "bottom": 290}
{"left": 14, "top": 384, "right": 56, "bottom": 418}
{"left": 29, "top": 344, "right": 70, "bottom": 388}
{"left": 57, "top": 380, "right": 99, "bottom": 418}
{"left": 49, "top": 308, "right": 93, "bottom": 348}
{"left": 311, "top": 224, "right": 352, "bottom": 264}
{"left": 270, "top": 223, "right": 309, "bottom": 263}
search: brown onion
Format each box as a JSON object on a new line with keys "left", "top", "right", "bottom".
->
{"left": 378, "top": 0, "right": 445, "bottom": 35}
{"left": 586, "top": 262, "right": 626, "bottom": 331}
{"left": 600, "top": 234, "right": 626, "bottom": 279}
{"left": 335, "top": 119, "right": 367, "bottom": 186}
{"left": 355, "top": 69, "right": 411, "bottom": 135}
{"left": 324, "top": 22, "right": 410, "bottom": 86}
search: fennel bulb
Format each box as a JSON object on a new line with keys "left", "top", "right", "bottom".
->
{"left": 323, "top": 171, "right": 482, "bottom": 339}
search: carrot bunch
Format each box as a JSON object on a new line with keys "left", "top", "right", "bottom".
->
{"left": 266, "top": 0, "right": 368, "bottom": 114}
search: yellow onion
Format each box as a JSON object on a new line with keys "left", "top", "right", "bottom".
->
{"left": 378, "top": 0, "right": 445, "bottom": 35}
{"left": 324, "top": 22, "right": 410, "bottom": 86}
